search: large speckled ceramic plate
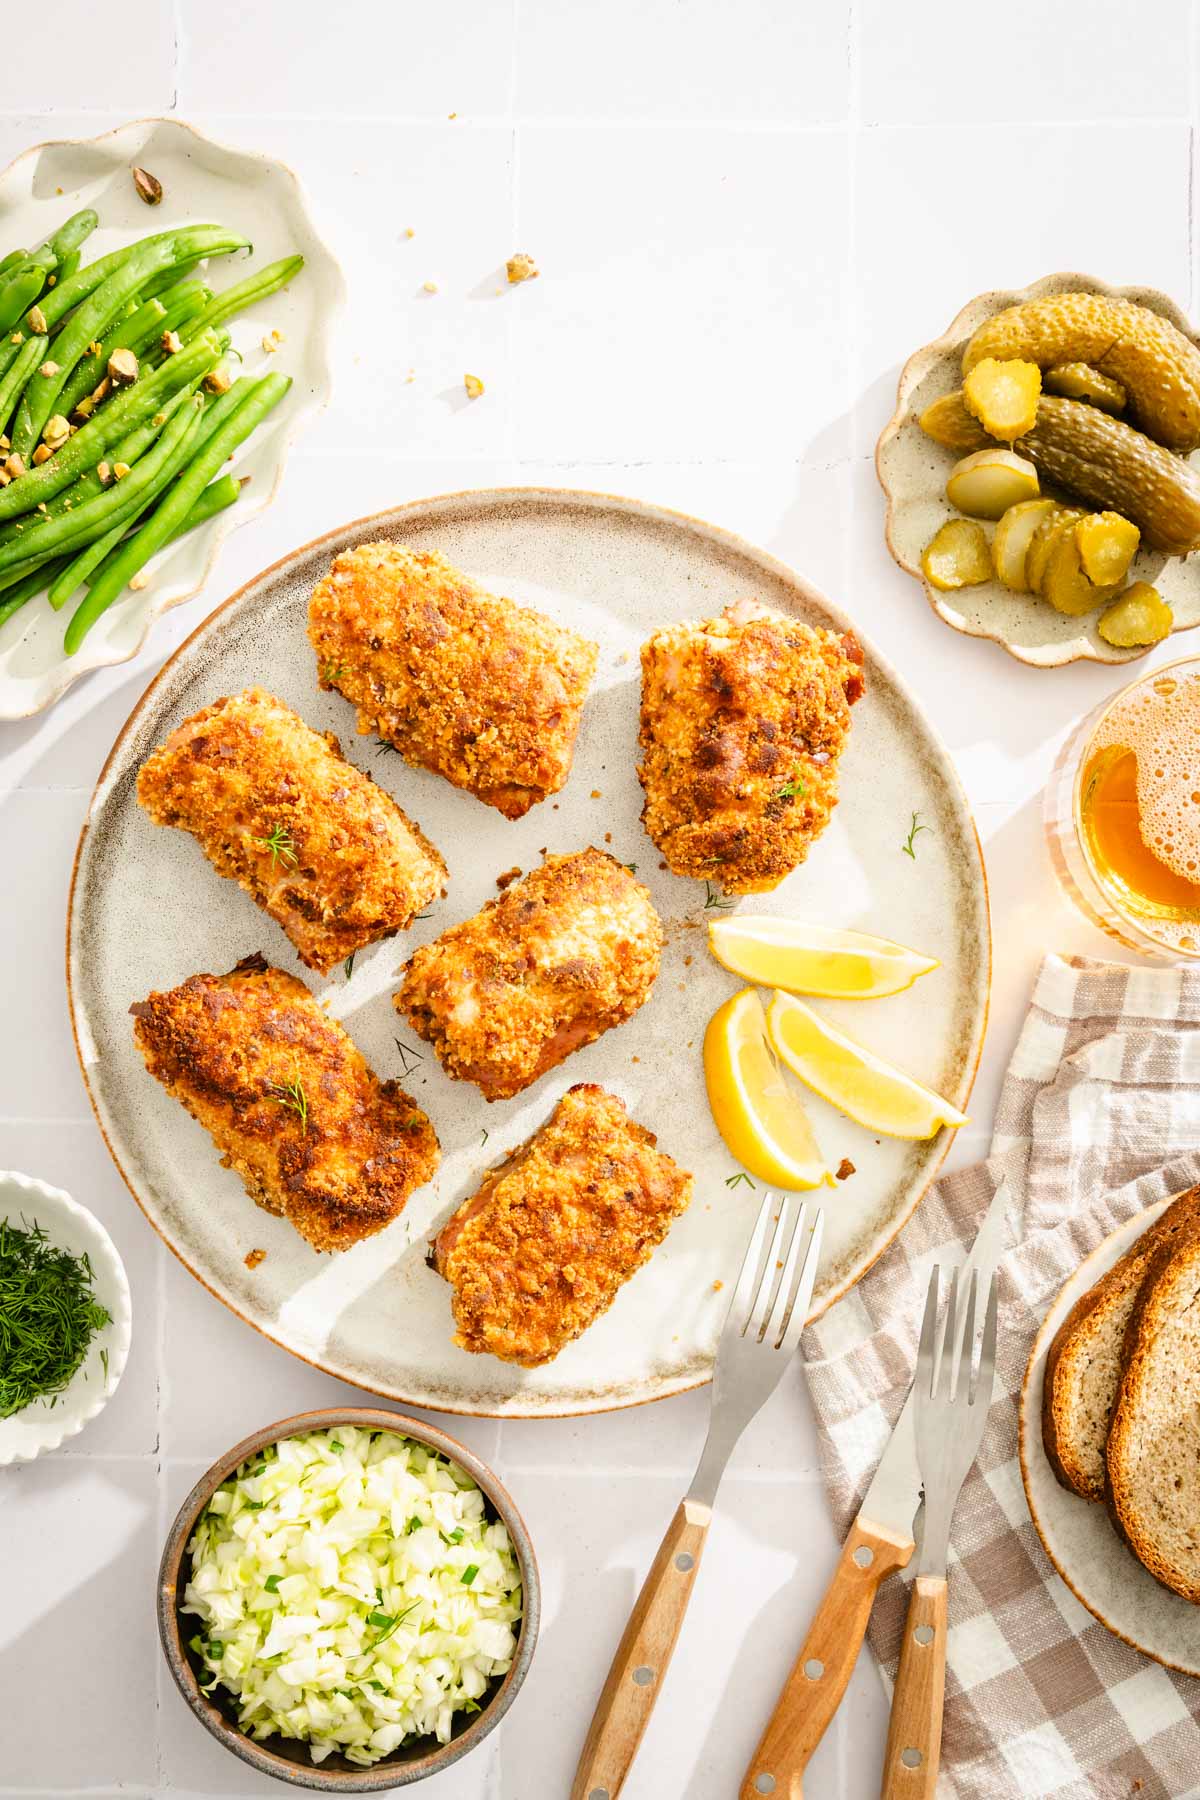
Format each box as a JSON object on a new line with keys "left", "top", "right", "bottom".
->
{"left": 68, "top": 490, "right": 990, "bottom": 1417}
{"left": 877, "top": 273, "right": 1200, "bottom": 669}
{"left": 0, "top": 116, "right": 342, "bottom": 720}
{"left": 1020, "top": 1195, "right": 1200, "bottom": 1675}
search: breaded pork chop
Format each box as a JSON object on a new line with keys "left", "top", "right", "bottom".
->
{"left": 136, "top": 686, "right": 446, "bottom": 974}
{"left": 132, "top": 954, "right": 439, "bottom": 1252}
{"left": 396, "top": 848, "right": 661, "bottom": 1101}
{"left": 432, "top": 1083, "right": 693, "bottom": 1366}
{"left": 638, "top": 600, "right": 865, "bottom": 894}
{"left": 307, "top": 543, "right": 599, "bottom": 818}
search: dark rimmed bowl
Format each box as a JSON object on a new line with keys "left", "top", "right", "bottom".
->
{"left": 158, "top": 1407, "right": 540, "bottom": 1791}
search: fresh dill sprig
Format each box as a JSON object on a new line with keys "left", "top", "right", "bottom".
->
{"left": 344, "top": 952, "right": 355, "bottom": 980}
{"left": 901, "top": 811, "right": 930, "bottom": 860}
{"left": 0, "top": 1217, "right": 111, "bottom": 1418}
{"left": 267, "top": 1057, "right": 310, "bottom": 1132}
{"left": 724, "top": 1172, "right": 756, "bottom": 1190}
{"left": 253, "top": 824, "right": 298, "bottom": 869}
{"left": 776, "top": 776, "right": 806, "bottom": 801}
{"left": 480, "top": 1129, "right": 489, "bottom": 1146}
{"left": 704, "top": 881, "right": 735, "bottom": 911}
{"left": 393, "top": 1037, "right": 425, "bottom": 1079}
{"left": 376, "top": 740, "right": 401, "bottom": 758}
{"left": 322, "top": 660, "right": 345, "bottom": 684}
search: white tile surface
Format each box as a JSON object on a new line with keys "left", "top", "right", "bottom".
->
{"left": 1, "top": 5, "right": 1195, "bottom": 1796}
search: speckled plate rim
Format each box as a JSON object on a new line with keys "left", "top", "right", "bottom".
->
{"left": 66, "top": 486, "right": 991, "bottom": 1418}
{"left": 1018, "top": 1193, "right": 1200, "bottom": 1676}
{"left": 876, "top": 272, "right": 1200, "bottom": 671}
{"left": 0, "top": 114, "right": 344, "bottom": 720}
{"left": 158, "top": 1406, "right": 540, "bottom": 1790}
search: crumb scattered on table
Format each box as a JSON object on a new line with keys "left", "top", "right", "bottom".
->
{"left": 245, "top": 1248, "right": 267, "bottom": 1270}
{"left": 836, "top": 1158, "right": 856, "bottom": 1182}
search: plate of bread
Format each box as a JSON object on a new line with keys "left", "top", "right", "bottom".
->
{"left": 1021, "top": 1185, "right": 1200, "bottom": 1671}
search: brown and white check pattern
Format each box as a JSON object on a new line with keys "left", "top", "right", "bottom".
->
{"left": 803, "top": 954, "right": 1200, "bottom": 1799}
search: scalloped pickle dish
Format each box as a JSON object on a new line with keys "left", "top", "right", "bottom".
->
{"left": 876, "top": 272, "right": 1200, "bottom": 668}
{"left": 0, "top": 117, "right": 343, "bottom": 720}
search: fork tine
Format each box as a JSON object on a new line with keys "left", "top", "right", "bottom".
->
{"left": 724, "top": 1188, "right": 776, "bottom": 1338}
{"left": 917, "top": 1265, "right": 941, "bottom": 1399}
{"left": 750, "top": 1197, "right": 794, "bottom": 1340}
{"left": 936, "top": 1268, "right": 958, "bottom": 1400}
{"left": 760, "top": 1198, "right": 805, "bottom": 1345}
{"left": 958, "top": 1269, "right": 979, "bottom": 1402}
{"left": 977, "top": 1271, "right": 999, "bottom": 1399}
{"left": 778, "top": 1206, "right": 824, "bottom": 1353}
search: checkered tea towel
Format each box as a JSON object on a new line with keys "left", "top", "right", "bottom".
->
{"left": 803, "top": 953, "right": 1200, "bottom": 1800}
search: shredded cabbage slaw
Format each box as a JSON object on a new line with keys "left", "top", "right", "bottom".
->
{"left": 181, "top": 1426, "right": 523, "bottom": 1766}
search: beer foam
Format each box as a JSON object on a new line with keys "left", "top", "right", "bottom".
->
{"left": 1093, "top": 666, "right": 1200, "bottom": 884}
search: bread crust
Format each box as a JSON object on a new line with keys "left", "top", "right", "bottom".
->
{"left": 1042, "top": 1187, "right": 1200, "bottom": 1500}
{"left": 1105, "top": 1211, "right": 1200, "bottom": 1601}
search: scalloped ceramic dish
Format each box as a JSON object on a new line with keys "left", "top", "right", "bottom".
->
{"left": 877, "top": 273, "right": 1200, "bottom": 669}
{"left": 0, "top": 116, "right": 342, "bottom": 720}
{"left": 1019, "top": 1194, "right": 1200, "bottom": 1675}
{"left": 0, "top": 1169, "right": 132, "bottom": 1464}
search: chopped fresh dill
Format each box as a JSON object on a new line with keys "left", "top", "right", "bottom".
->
{"left": 0, "top": 1216, "right": 111, "bottom": 1418}
{"left": 343, "top": 953, "right": 355, "bottom": 980}
{"left": 376, "top": 740, "right": 401, "bottom": 758}
{"left": 901, "top": 811, "right": 930, "bottom": 860}
{"left": 704, "top": 881, "right": 735, "bottom": 911}
{"left": 725, "top": 1172, "right": 755, "bottom": 1190}
{"left": 322, "top": 660, "right": 345, "bottom": 684}
{"left": 625, "top": 862, "right": 638, "bottom": 874}
{"left": 253, "top": 823, "right": 298, "bottom": 869}
{"left": 267, "top": 1056, "right": 309, "bottom": 1132}
{"left": 393, "top": 1037, "right": 425, "bottom": 1078}
{"left": 776, "top": 776, "right": 806, "bottom": 801}
{"left": 369, "top": 1601, "right": 419, "bottom": 1648}
{"left": 480, "top": 1129, "right": 489, "bottom": 1146}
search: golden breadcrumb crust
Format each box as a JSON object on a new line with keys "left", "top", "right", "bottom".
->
{"left": 136, "top": 686, "right": 447, "bottom": 974}
{"left": 638, "top": 601, "right": 865, "bottom": 893}
{"left": 396, "top": 848, "right": 661, "bottom": 1101}
{"left": 433, "top": 1082, "right": 693, "bottom": 1366}
{"left": 307, "top": 543, "right": 599, "bottom": 818}
{"left": 131, "top": 954, "right": 439, "bottom": 1252}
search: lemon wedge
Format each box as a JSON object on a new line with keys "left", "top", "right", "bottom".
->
{"left": 708, "top": 916, "right": 938, "bottom": 999}
{"left": 703, "top": 988, "right": 835, "bottom": 1190}
{"left": 766, "top": 991, "right": 969, "bottom": 1141}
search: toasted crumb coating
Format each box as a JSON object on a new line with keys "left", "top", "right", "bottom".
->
{"left": 307, "top": 542, "right": 599, "bottom": 818}
{"left": 396, "top": 848, "right": 661, "bottom": 1101}
{"left": 638, "top": 600, "right": 865, "bottom": 894}
{"left": 433, "top": 1083, "right": 693, "bottom": 1366}
{"left": 136, "top": 687, "right": 447, "bottom": 975}
{"left": 131, "top": 954, "right": 439, "bottom": 1252}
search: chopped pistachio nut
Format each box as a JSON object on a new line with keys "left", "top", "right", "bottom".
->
{"left": 112, "top": 461, "right": 131, "bottom": 480}
{"left": 91, "top": 376, "right": 112, "bottom": 405}
{"left": 43, "top": 414, "right": 70, "bottom": 449}
{"left": 4, "top": 452, "right": 25, "bottom": 480}
{"left": 0, "top": 468, "right": 10, "bottom": 488}
{"left": 131, "top": 165, "right": 163, "bottom": 206}
{"left": 108, "top": 347, "right": 139, "bottom": 385}
{"left": 74, "top": 395, "right": 95, "bottom": 420}
{"left": 28, "top": 306, "right": 48, "bottom": 335}
{"left": 129, "top": 571, "right": 150, "bottom": 590}
{"left": 506, "top": 252, "right": 539, "bottom": 284}
{"left": 9, "top": 333, "right": 22, "bottom": 345}
{"left": 161, "top": 329, "right": 183, "bottom": 355}
{"left": 87, "top": 340, "right": 102, "bottom": 358}
{"left": 97, "top": 461, "right": 112, "bottom": 485}
{"left": 422, "top": 279, "right": 438, "bottom": 293}
{"left": 203, "top": 365, "right": 232, "bottom": 395}
{"left": 0, "top": 435, "right": 8, "bottom": 451}
{"left": 38, "top": 360, "right": 60, "bottom": 378}
{"left": 46, "top": 274, "right": 56, "bottom": 288}
{"left": 464, "top": 372, "right": 485, "bottom": 399}
{"left": 31, "top": 444, "right": 52, "bottom": 466}
{"left": 36, "top": 502, "right": 48, "bottom": 515}
{"left": 404, "top": 227, "right": 415, "bottom": 238}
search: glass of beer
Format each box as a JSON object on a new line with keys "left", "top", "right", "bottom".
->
{"left": 1045, "top": 656, "right": 1200, "bottom": 959}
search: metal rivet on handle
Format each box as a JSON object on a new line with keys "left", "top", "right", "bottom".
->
{"left": 755, "top": 1776, "right": 777, "bottom": 1794}
{"left": 632, "top": 1666, "right": 655, "bottom": 1686}
{"left": 675, "top": 1552, "right": 695, "bottom": 1572}
{"left": 901, "top": 1748, "right": 923, "bottom": 1769}
{"left": 803, "top": 1658, "right": 825, "bottom": 1681}
{"left": 914, "top": 1623, "right": 935, "bottom": 1646}
{"left": 588, "top": 1791, "right": 610, "bottom": 1800}
{"left": 853, "top": 1545, "right": 874, "bottom": 1568}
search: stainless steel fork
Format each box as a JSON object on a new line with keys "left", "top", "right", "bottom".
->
{"left": 570, "top": 1189, "right": 826, "bottom": 1800}
{"left": 881, "top": 1265, "right": 999, "bottom": 1800}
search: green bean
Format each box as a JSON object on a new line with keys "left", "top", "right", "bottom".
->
{"left": 0, "top": 330, "right": 220, "bottom": 524}
{"left": 43, "top": 208, "right": 98, "bottom": 263}
{"left": 0, "top": 555, "right": 71, "bottom": 628}
{"left": 0, "top": 268, "right": 46, "bottom": 337}
{"left": 141, "top": 256, "right": 208, "bottom": 301}
{"left": 0, "top": 338, "right": 44, "bottom": 438}
{"left": 13, "top": 225, "right": 248, "bottom": 458}
{"left": 182, "top": 255, "right": 304, "bottom": 344}
{"left": 66, "top": 373, "right": 288, "bottom": 654}
{"left": 0, "top": 396, "right": 202, "bottom": 584}
{"left": 55, "top": 298, "right": 169, "bottom": 421}
{"left": 52, "top": 249, "right": 81, "bottom": 286}
{"left": 0, "top": 249, "right": 27, "bottom": 279}
{"left": 0, "top": 334, "right": 24, "bottom": 387}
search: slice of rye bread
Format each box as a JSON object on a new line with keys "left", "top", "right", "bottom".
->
{"left": 1106, "top": 1219, "right": 1200, "bottom": 1603}
{"left": 1042, "top": 1186, "right": 1200, "bottom": 1501}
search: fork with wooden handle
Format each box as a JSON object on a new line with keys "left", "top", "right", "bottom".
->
{"left": 570, "top": 1190, "right": 825, "bottom": 1800}
{"left": 881, "top": 1265, "right": 998, "bottom": 1800}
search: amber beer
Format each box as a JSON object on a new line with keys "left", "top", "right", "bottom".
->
{"left": 1047, "top": 657, "right": 1200, "bottom": 957}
